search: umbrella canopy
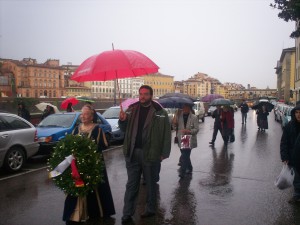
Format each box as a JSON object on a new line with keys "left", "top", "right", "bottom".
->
{"left": 252, "top": 101, "right": 274, "bottom": 112}
{"left": 202, "top": 94, "right": 224, "bottom": 102}
{"left": 70, "top": 49, "right": 159, "bottom": 82}
{"left": 61, "top": 97, "right": 79, "bottom": 110}
{"left": 209, "top": 98, "right": 233, "bottom": 106}
{"left": 160, "top": 93, "right": 197, "bottom": 102}
{"left": 121, "top": 98, "right": 163, "bottom": 109}
{"left": 35, "top": 102, "right": 60, "bottom": 113}
{"left": 157, "top": 97, "right": 194, "bottom": 108}
{"left": 76, "top": 96, "right": 95, "bottom": 103}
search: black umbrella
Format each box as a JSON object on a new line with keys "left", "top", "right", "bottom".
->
{"left": 160, "top": 93, "right": 197, "bottom": 102}
{"left": 252, "top": 101, "right": 274, "bottom": 112}
{"left": 157, "top": 97, "right": 194, "bottom": 108}
{"left": 209, "top": 98, "right": 233, "bottom": 106}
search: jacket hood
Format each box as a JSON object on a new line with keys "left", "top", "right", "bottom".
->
{"left": 291, "top": 105, "right": 300, "bottom": 122}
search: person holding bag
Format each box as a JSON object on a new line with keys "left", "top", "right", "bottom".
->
{"left": 280, "top": 104, "right": 300, "bottom": 203}
{"left": 176, "top": 104, "right": 199, "bottom": 178}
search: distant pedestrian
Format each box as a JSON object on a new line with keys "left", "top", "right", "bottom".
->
{"left": 18, "top": 102, "right": 31, "bottom": 122}
{"left": 209, "top": 105, "right": 223, "bottom": 146}
{"left": 280, "top": 105, "right": 300, "bottom": 203}
{"left": 41, "top": 105, "right": 55, "bottom": 120}
{"left": 175, "top": 104, "right": 199, "bottom": 178}
{"left": 240, "top": 99, "right": 249, "bottom": 124}
{"left": 257, "top": 105, "right": 269, "bottom": 132}
{"left": 118, "top": 85, "right": 171, "bottom": 223}
{"left": 66, "top": 103, "right": 74, "bottom": 112}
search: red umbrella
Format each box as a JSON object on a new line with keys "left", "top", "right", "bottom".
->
{"left": 70, "top": 49, "right": 159, "bottom": 82}
{"left": 61, "top": 97, "right": 79, "bottom": 110}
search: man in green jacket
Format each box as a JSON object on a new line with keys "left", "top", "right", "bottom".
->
{"left": 119, "top": 85, "right": 171, "bottom": 223}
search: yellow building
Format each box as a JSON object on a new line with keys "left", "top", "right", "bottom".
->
{"left": 275, "top": 47, "right": 296, "bottom": 103}
{"left": 143, "top": 73, "right": 174, "bottom": 98}
{"left": 1, "top": 58, "right": 65, "bottom": 98}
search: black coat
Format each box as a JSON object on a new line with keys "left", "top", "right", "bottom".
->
{"left": 280, "top": 105, "right": 300, "bottom": 171}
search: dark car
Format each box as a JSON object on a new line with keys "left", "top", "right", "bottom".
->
{"left": 36, "top": 112, "right": 112, "bottom": 154}
{"left": 102, "top": 106, "right": 125, "bottom": 143}
{"left": 0, "top": 112, "right": 39, "bottom": 172}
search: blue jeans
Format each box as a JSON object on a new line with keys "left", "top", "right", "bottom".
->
{"left": 180, "top": 148, "right": 192, "bottom": 174}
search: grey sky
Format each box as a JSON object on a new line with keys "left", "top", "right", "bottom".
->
{"left": 0, "top": 0, "right": 295, "bottom": 88}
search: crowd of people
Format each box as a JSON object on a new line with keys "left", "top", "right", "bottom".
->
{"left": 16, "top": 87, "right": 300, "bottom": 224}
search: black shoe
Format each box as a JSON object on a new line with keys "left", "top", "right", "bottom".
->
{"left": 209, "top": 141, "right": 214, "bottom": 145}
{"left": 122, "top": 215, "right": 132, "bottom": 223}
{"left": 178, "top": 162, "right": 181, "bottom": 166}
{"left": 141, "top": 212, "right": 155, "bottom": 218}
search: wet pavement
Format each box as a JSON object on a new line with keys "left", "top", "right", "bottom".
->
{"left": 0, "top": 109, "right": 300, "bottom": 225}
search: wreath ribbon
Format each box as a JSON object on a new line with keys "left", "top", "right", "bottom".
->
{"left": 71, "top": 158, "right": 85, "bottom": 187}
{"left": 49, "top": 155, "right": 74, "bottom": 178}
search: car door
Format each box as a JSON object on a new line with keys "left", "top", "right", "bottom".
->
{"left": 0, "top": 116, "right": 13, "bottom": 157}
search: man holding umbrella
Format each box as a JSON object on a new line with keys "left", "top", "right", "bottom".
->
{"left": 119, "top": 85, "right": 171, "bottom": 223}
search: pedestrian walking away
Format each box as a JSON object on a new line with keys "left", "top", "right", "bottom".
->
{"left": 257, "top": 105, "right": 269, "bottom": 132}
{"left": 209, "top": 105, "right": 223, "bottom": 146}
{"left": 280, "top": 104, "right": 300, "bottom": 204}
{"left": 221, "top": 105, "right": 235, "bottom": 146}
{"left": 174, "top": 104, "right": 199, "bottom": 178}
{"left": 119, "top": 85, "right": 171, "bottom": 223}
{"left": 240, "top": 99, "right": 249, "bottom": 124}
{"left": 63, "top": 105, "right": 115, "bottom": 224}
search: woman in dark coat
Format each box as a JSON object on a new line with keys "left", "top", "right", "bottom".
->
{"left": 63, "top": 105, "right": 115, "bottom": 224}
{"left": 280, "top": 105, "right": 300, "bottom": 203}
{"left": 257, "top": 105, "right": 269, "bottom": 132}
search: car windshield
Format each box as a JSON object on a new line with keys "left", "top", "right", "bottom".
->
{"left": 38, "top": 114, "right": 76, "bottom": 128}
{"left": 102, "top": 107, "right": 120, "bottom": 119}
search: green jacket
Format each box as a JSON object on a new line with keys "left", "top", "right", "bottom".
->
{"left": 119, "top": 101, "right": 171, "bottom": 162}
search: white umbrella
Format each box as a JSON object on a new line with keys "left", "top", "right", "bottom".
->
{"left": 35, "top": 102, "right": 60, "bottom": 113}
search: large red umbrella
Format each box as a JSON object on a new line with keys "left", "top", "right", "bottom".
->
{"left": 61, "top": 97, "right": 79, "bottom": 109}
{"left": 70, "top": 49, "right": 159, "bottom": 82}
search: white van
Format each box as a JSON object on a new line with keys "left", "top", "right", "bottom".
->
{"left": 193, "top": 101, "right": 205, "bottom": 122}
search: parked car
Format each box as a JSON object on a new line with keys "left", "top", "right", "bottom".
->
{"left": 274, "top": 104, "right": 286, "bottom": 122}
{"left": 281, "top": 106, "right": 293, "bottom": 128}
{"left": 102, "top": 106, "right": 125, "bottom": 143}
{"left": 193, "top": 101, "right": 205, "bottom": 122}
{"left": 0, "top": 112, "right": 39, "bottom": 172}
{"left": 207, "top": 106, "right": 216, "bottom": 116}
{"left": 36, "top": 112, "right": 112, "bottom": 154}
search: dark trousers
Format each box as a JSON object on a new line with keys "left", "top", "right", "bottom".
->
{"left": 180, "top": 148, "right": 192, "bottom": 174}
{"left": 293, "top": 168, "right": 300, "bottom": 197}
{"left": 212, "top": 126, "right": 223, "bottom": 143}
{"left": 242, "top": 113, "right": 247, "bottom": 123}
{"left": 123, "top": 148, "right": 159, "bottom": 216}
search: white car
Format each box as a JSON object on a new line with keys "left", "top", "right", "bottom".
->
{"left": 193, "top": 101, "right": 205, "bottom": 122}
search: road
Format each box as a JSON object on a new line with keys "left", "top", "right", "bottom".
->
{"left": 0, "top": 109, "right": 299, "bottom": 225}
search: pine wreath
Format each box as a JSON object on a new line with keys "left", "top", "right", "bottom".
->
{"left": 48, "top": 134, "right": 104, "bottom": 197}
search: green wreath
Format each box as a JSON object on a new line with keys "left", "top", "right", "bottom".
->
{"left": 48, "top": 134, "right": 104, "bottom": 197}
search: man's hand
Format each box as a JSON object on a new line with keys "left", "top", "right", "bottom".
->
{"left": 119, "top": 110, "right": 127, "bottom": 121}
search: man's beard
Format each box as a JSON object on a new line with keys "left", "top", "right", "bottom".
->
{"left": 140, "top": 99, "right": 152, "bottom": 107}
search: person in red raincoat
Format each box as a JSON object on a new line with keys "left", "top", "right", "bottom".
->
{"left": 220, "top": 105, "right": 234, "bottom": 146}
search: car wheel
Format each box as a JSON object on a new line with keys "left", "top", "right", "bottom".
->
{"left": 4, "top": 147, "right": 25, "bottom": 172}
{"left": 201, "top": 117, "right": 205, "bottom": 122}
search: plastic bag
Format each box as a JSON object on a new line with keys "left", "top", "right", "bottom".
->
{"left": 274, "top": 164, "right": 295, "bottom": 190}
{"left": 180, "top": 135, "right": 192, "bottom": 149}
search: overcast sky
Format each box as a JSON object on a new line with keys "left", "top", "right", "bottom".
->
{"left": 0, "top": 0, "right": 296, "bottom": 89}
